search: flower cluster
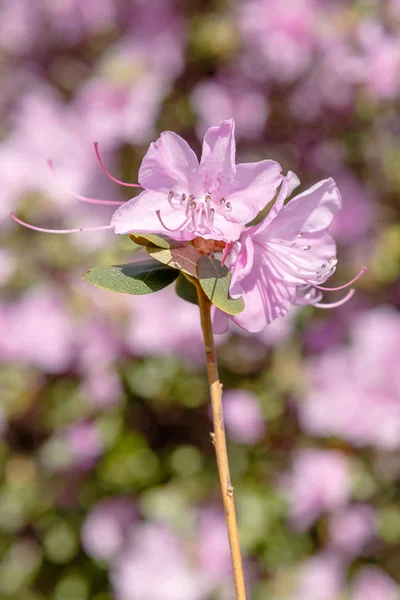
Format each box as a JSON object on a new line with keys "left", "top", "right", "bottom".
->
{"left": 11, "top": 119, "right": 364, "bottom": 332}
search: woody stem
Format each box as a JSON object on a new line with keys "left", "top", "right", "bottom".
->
{"left": 195, "top": 282, "right": 247, "bottom": 600}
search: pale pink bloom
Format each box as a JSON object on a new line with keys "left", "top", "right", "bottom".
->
{"left": 197, "top": 508, "right": 232, "bottom": 580}
{"left": 328, "top": 505, "right": 376, "bottom": 558}
{"left": 351, "top": 566, "right": 400, "bottom": 600}
{"left": 82, "top": 497, "right": 137, "bottom": 562}
{"left": 358, "top": 20, "right": 400, "bottom": 100}
{"left": 126, "top": 288, "right": 205, "bottom": 364}
{"left": 111, "top": 119, "right": 283, "bottom": 242}
{"left": 191, "top": 76, "right": 268, "bottom": 140}
{"left": 281, "top": 449, "right": 351, "bottom": 530}
{"left": 238, "top": 0, "right": 316, "bottom": 83}
{"left": 82, "top": 371, "right": 123, "bottom": 408}
{"left": 299, "top": 306, "right": 400, "bottom": 450}
{"left": 223, "top": 389, "right": 266, "bottom": 444}
{"left": 112, "top": 523, "right": 211, "bottom": 600}
{"left": 0, "top": 286, "right": 75, "bottom": 373}
{"left": 288, "top": 553, "right": 345, "bottom": 600}
{"left": 66, "top": 421, "right": 103, "bottom": 469}
{"left": 214, "top": 172, "right": 361, "bottom": 333}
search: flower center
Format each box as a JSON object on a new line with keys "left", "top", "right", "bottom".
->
{"left": 156, "top": 190, "right": 233, "bottom": 234}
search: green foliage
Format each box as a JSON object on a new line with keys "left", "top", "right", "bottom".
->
{"left": 82, "top": 260, "right": 179, "bottom": 295}
{"left": 147, "top": 244, "right": 202, "bottom": 278}
{"left": 197, "top": 256, "right": 245, "bottom": 315}
{"left": 175, "top": 273, "right": 199, "bottom": 305}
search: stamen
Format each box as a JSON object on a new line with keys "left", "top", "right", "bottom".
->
{"left": 309, "top": 266, "right": 367, "bottom": 292}
{"left": 156, "top": 210, "right": 190, "bottom": 232}
{"left": 190, "top": 202, "right": 197, "bottom": 228}
{"left": 225, "top": 201, "right": 232, "bottom": 211}
{"left": 220, "top": 198, "right": 225, "bottom": 206}
{"left": 93, "top": 143, "right": 141, "bottom": 188}
{"left": 48, "top": 160, "right": 124, "bottom": 206}
{"left": 303, "top": 245, "right": 311, "bottom": 250}
{"left": 314, "top": 289, "right": 355, "bottom": 309}
{"left": 188, "top": 194, "right": 195, "bottom": 202}
{"left": 181, "top": 193, "right": 187, "bottom": 202}
{"left": 10, "top": 212, "right": 113, "bottom": 234}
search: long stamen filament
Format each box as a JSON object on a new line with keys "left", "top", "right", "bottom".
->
{"left": 156, "top": 210, "right": 190, "bottom": 232}
{"left": 307, "top": 266, "right": 367, "bottom": 291}
{"left": 10, "top": 212, "right": 113, "bottom": 234}
{"left": 48, "top": 161, "right": 124, "bottom": 206}
{"left": 314, "top": 289, "right": 355, "bottom": 309}
{"left": 93, "top": 143, "right": 141, "bottom": 188}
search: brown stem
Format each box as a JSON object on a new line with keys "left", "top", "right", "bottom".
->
{"left": 195, "top": 282, "right": 247, "bottom": 600}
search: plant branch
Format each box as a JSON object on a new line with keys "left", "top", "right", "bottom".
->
{"left": 195, "top": 282, "right": 247, "bottom": 600}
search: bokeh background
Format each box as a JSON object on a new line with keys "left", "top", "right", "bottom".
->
{"left": 1, "top": 0, "right": 400, "bottom": 598}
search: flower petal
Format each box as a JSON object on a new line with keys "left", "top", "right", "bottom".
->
{"left": 138, "top": 131, "right": 200, "bottom": 193}
{"left": 225, "top": 159, "right": 284, "bottom": 225}
{"left": 268, "top": 178, "right": 342, "bottom": 239}
{"left": 233, "top": 251, "right": 296, "bottom": 332}
{"left": 256, "top": 170, "right": 300, "bottom": 232}
{"left": 230, "top": 233, "right": 254, "bottom": 297}
{"left": 199, "top": 119, "right": 236, "bottom": 194}
{"left": 111, "top": 190, "right": 194, "bottom": 241}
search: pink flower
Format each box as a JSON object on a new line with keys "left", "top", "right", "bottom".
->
{"left": 351, "top": 566, "right": 399, "bottom": 600}
{"left": 328, "top": 505, "right": 376, "bottom": 558}
{"left": 281, "top": 449, "right": 351, "bottom": 530}
{"left": 223, "top": 389, "right": 266, "bottom": 444}
{"left": 82, "top": 497, "right": 137, "bottom": 563}
{"left": 214, "top": 172, "right": 363, "bottom": 333}
{"left": 111, "top": 119, "right": 283, "bottom": 242}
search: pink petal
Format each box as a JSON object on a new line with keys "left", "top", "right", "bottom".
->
{"left": 230, "top": 233, "right": 254, "bottom": 297}
{"left": 138, "top": 131, "right": 200, "bottom": 193}
{"left": 200, "top": 210, "right": 243, "bottom": 243}
{"left": 111, "top": 190, "right": 194, "bottom": 241}
{"left": 266, "top": 232, "right": 337, "bottom": 285}
{"left": 269, "top": 178, "right": 342, "bottom": 239}
{"left": 233, "top": 252, "right": 296, "bottom": 332}
{"left": 225, "top": 159, "right": 283, "bottom": 225}
{"left": 199, "top": 119, "right": 236, "bottom": 193}
{"left": 256, "top": 170, "right": 300, "bottom": 232}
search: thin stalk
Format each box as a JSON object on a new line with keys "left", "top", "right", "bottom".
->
{"left": 195, "top": 282, "right": 247, "bottom": 600}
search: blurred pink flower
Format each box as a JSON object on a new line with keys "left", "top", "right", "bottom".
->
{"left": 289, "top": 553, "right": 345, "bottom": 600}
{"left": 223, "top": 389, "right": 265, "bottom": 444}
{"left": 111, "top": 119, "right": 283, "bottom": 242}
{"left": 281, "top": 449, "right": 351, "bottom": 529}
{"left": 191, "top": 76, "right": 268, "bottom": 140}
{"left": 351, "top": 566, "right": 399, "bottom": 600}
{"left": 359, "top": 21, "right": 400, "bottom": 100}
{"left": 82, "top": 497, "right": 137, "bottom": 562}
{"left": 238, "top": 0, "right": 316, "bottom": 83}
{"left": 112, "top": 523, "right": 211, "bottom": 600}
{"left": 0, "top": 286, "right": 75, "bottom": 373}
{"left": 126, "top": 288, "right": 205, "bottom": 364}
{"left": 299, "top": 307, "right": 400, "bottom": 450}
{"left": 327, "top": 505, "right": 376, "bottom": 558}
{"left": 197, "top": 508, "right": 232, "bottom": 580}
{"left": 67, "top": 421, "right": 103, "bottom": 468}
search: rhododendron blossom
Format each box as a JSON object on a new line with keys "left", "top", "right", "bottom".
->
{"left": 111, "top": 119, "right": 283, "bottom": 241}
{"left": 213, "top": 172, "right": 365, "bottom": 333}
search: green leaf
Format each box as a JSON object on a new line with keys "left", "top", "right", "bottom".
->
{"left": 129, "top": 233, "right": 181, "bottom": 249}
{"left": 197, "top": 256, "right": 245, "bottom": 315}
{"left": 83, "top": 259, "right": 179, "bottom": 295}
{"left": 147, "top": 244, "right": 202, "bottom": 277}
{"left": 175, "top": 274, "right": 199, "bottom": 306}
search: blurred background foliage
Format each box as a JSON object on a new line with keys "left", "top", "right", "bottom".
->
{"left": 1, "top": 0, "right": 400, "bottom": 598}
